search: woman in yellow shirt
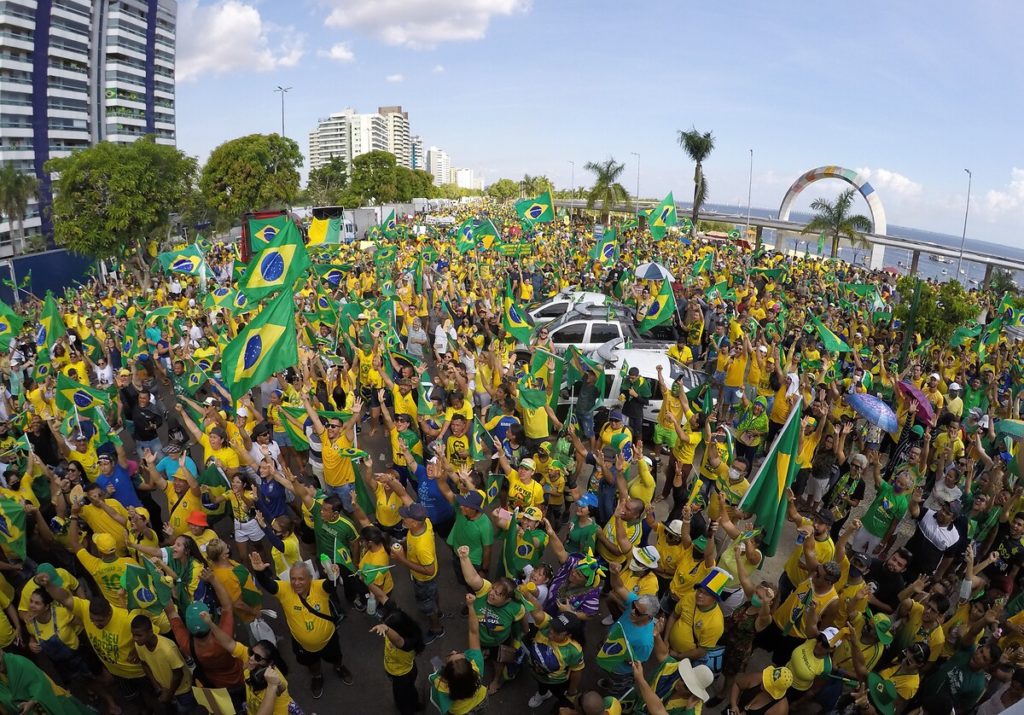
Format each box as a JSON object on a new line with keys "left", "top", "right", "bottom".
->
{"left": 358, "top": 526, "right": 394, "bottom": 597}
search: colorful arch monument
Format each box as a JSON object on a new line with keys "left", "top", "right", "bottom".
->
{"left": 778, "top": 166, "right": 887, "bottom": 236}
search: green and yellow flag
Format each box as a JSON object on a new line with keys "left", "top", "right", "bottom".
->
{"left": 157, "top": 244, "right": 206, "bottom": 275}
{"left": 738, "top": 401, "right": 802, "bottom": 557}
{"left": 515, "top": 190, "right": 555, "bottom": 224}
{"left": 308, "top": 217, "right": 342, "bottom": 247}
{"left": 55, "top": 374, "right": 109, "bottom": 412}
{"left": 596, "top": 621, "right": 634, "bottom": 672}
{"left": 502, "top": 281, "right": 534, "bottom": 343}
{"left": 638, "top": 279, "right": 677, "bottom": 333}
{"left": 123, "top": 559, "right": 172, "bottom": 614}
{"left": 247, "top": 214, "right": 291, "bottom": 253}
{"left": 37, "top": 293, "right": 66, "bottom": 349}
{"left": 589, "top": 230, "right": 619, "bottom": 265}
{"left": 240, "top": 222, "right": 311, "bottom": 302}
{"left": 0, "top": 496, "right": 27, "bottom": 558}
{"left": 648, "top": 192, "right": 677, "bottom": 240}
{"left": 381, "top": 210, "right": 398, "bottom": 239}
{"left": 807, "top": 314, "right": 850, "bottom": 353}
{"left": 0, "top": 301, "right": 24, "bottom": 351}
{"left": 221, "top": 290, "right": 298, "bottom": 400}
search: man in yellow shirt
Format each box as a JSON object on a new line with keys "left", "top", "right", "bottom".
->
{"left": 391, "top": 502, "right": 445, "bottom": 643}
{"left": 131, "top": 614, "right": 195, "bottom": 710}
{"left": 302, "top": 393, "right": 363, "bottom": 512}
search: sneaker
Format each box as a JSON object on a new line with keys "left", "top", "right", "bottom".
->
{"left": 528, "top": 690, "right": 553, "bottom": 708}
{"left": 424, "top": 627, "right": 446, "bottom": 645}
{"left": 353, "top": 598, "right": 367, "bottom": 613}
{"left": 601, "top": 614, "right": 615, "bottom": 626}
{"left": 334, "top": 664, "right": 354, "bottom": 686}
{"left": 311, "top": 675, "right": 325, "bottom": 699}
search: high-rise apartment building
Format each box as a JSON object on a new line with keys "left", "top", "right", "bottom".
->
{"left": 426, "top": 146, "right": 450, "bottom": 187}
{"left": 0, "top": 0, "right": 177, "bottom": 246}
{"left": 308, "top": 106, "right": 412, "bottom": 172}
{"left": 410, "top": 135, "right": 424, "bottom": 171}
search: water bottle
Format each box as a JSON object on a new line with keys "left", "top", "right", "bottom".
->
{"left": 795, "top": 530, "right": 806, "bottom": 545}
{"left": 366, "top": 593, "right": 377, "bottom": 616}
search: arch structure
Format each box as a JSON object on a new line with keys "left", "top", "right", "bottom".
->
{"left": 778, "top": 166, "right": 887, "bottom": 236}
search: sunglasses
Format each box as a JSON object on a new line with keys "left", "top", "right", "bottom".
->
{"left": 327, "top": 423, "right": 343, "bottom": 429}
{"left": 252, "top": 652, "right": 269, "bottom": 663}
{"left": 631, "top": 603, "right": 649, "bottom": 618}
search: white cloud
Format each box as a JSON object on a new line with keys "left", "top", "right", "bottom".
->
{"left": 318, "top": 42, "right": 355, "bottom": 63}
{"left": 176, "top": 0, "right": 304, "bottom": 82}
{"left": 433, "top": 64, "right": 445, "bottom": 73}
{"left": 385, "top": 73, "right": 404, "bottom": 83}
{"left": 854, "top": 167, "right": 923, "bottom": 198}
{"left": 322, "top": 0, "right": 530, "bottom": 49}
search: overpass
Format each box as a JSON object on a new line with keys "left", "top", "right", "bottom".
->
{"left": 556, "top": 198, "right": 1024, "bottom": 281}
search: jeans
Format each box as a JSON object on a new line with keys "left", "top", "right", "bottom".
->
{"left": 135, "top": 437, "right": 162, "bottom": 459}
{"left": 324, "top": 483, "right": 356, "bottom": 513}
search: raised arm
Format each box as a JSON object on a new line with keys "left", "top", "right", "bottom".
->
{"left": 456, "top": 545, "right": 484, "bottom": 592}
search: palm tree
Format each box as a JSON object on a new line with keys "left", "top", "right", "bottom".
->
{"left": 0, "top": 163, "right": 38, "bottom": 255}
{"left": 583, "top": 158, "right": 631, "bottom": 225}
{"left": 801, "top": 188, "right": 873, "bottom": 259}
{"left": 520, "top": 174, "right": 552, "bottom": 197}
{"left": 677, "top": 128, "right": 715, "bottom": 236}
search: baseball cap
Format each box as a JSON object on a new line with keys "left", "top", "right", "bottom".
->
{"left": 762, "top": 666, "right": 793, "bottom": 700}
{"left": 609, "top": 409, "right": 624, "bottom": 422}
{"left": 929, "top": 372, "right": 941, "bottom": 381}
{"left": 236, "top": 406, "right": 249, "bottom": 418}
{"left": 93, "top": 533, "right": 117, "bottom": 554}
{"left": 948, "top": 382, "right": 961, "bottom": 391}
{"left": 819, "top": 626, "right": 843, "bottom": 647}
{"left": 117, "top": 368, "right": 131, "bottom": 376}
{"left": 576, "top": 492, "right": 598, "bottom": 510}
{"left": 911, "top": 425, "right": 925, "bottom": 437}
{"left": 872, "top": 613, "right": 894, "bottom": 645}
{"left": 185, "top": 602, "right": 211, "bottom": 635}
{"left": 203, "top": 397, "right": 217, "bottom": 406}
{"left": 35, "top": 563, "right": 63, "bottom": 588}
{"left": 522, "top": 506, "right": 544, "bottom": 522}
{"left": 944, "top": 500, "right": 963, "bottom": 518}
{"left": 96, "top": 453, "right": 113, "bottom": 463}
{"left": 456, "top": 490, "right": 485, "bottom": 512}
{"left": 519, "top": 458, "right": 536, "bottom": 471}
{"left": 398, "top": 503, "right": 428, "bottom": 521}
{"left": 692, "top": 535, "right": 708, "bottom": 552}
{"left": 548, "top": 612, "right": 580, "bottom": 634}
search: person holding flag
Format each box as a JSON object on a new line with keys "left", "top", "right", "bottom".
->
{"left": 596, "top": 560, "right": 659, "bottom": 697}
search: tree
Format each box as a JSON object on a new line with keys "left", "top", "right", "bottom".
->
{"left": 894, "top": 276, "right": 979, "bottom": 343}
{"left": 677, "top": 127, "right": 715, "bottom": 236}
{"left": 396, "top": 167, "right": 437, "bottom": 201}
{"left": 800, "top": 188, "right": 872, "bottom": 259}
{"left": 199, "top": 134, "right": 302, "bottom": 227}
{"left": 521, "top": 174, "right": 553, "bottom": 197}
{"left": 989, "top": 268, "right": 1018, "bottom": 296}
{"left": 306, "top": 157, "right": 348, "bottom": 207}
{"left": 0, "top": 163, "right": 38, "bottom": 255}
{"left": 583, "top": 158, "right": 631, "bottom": 224}
{"left": 45, "top": 137, "right": 196, "bottom": 285}
{"left": 341, "top": 151, "right": 400, "bottom": 206}
{"left": 487, "top": 179, "right": 519, "bottom": 201}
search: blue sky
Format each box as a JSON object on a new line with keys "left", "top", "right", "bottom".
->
{"left": 175, "top": 0, "right": 1024, "bottom": 244}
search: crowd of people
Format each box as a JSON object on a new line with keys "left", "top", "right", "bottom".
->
{"left": 0, "top": 198, "right": 1020, "bottom": 715}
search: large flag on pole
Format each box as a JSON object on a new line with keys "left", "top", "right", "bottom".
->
{"left": 638, "top": 279, "right": 677, "bottom": 333}
{"left": 37, "top": 293, "right": 66, "bottom": 349}
{"left": 738, "top": 401, "right": 803, "bottom": 557}
{"left": 502, "top": 281, "right": 534, "bottom": 343}
{"left": 515, "top": 190, "right": 555, "bottom": 224}
{"left": 239, "top": 221, "right": 311, "bottom": 302}
{"left": 807, "top": 314, "right": 850, "bottom": 353}
{"left": 648, "top": 192, "right": 677, "bottom": 240}
{"left": 221, "top": 290, "right": 298, "bottom": 399}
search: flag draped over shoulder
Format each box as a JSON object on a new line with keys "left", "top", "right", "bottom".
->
{"left": 221, "top": 290, "right": 298, "bottom": 400}
{"left": 515, "top": 190, "right": 555, "bottom": 224}
{"left": 123, "top": 560, "right": 171, "bottom": 614}
{"left": 37, "top": 293, "right": 66, "bottom": 349}
{"left": 739, "top": 401, "right": 802, "bottom": 557}
{"left": 638, "top": 279, "right": 677, "bottom": 333}
{"left": 648, "top": 192, "right": 677, "bottom": 240}
{"left": 240, "top": 222, "right": 310, "bottom": 302}
{"left": 597, "top": 621, "right": 634, "bottom": 672}
{"left": 157, "top": 244, "right": 206, "bottom": 275}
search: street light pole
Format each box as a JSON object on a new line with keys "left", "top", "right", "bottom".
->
{"left": 630, "top": 152, "right": 640, "bottom": 209}
{"left": 274, "top": 86, "right": 292, "bottom": 137}
{"left": 568, "top": 160, "right": 575, "bottom": 215}
{"left": 956, "top": 168, "right": 972, "bottom": 284}
{"left": 745, "top": 148, "right": 753, "bottom": 234}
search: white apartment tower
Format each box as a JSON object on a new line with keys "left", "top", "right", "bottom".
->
{"left": 426, "top": 146, "right": 450, "bottom": 187}
{"left": 378, "top": 105, "right": 410, "bottom": 168}
{"left": 0, "top": 0, "right": 177, "bottom": 247}
{"left": 308, "top": 106, "right": 412, "bottom": 172}
{"left": 410, "top": 135, "right": 424, "bottom": 171}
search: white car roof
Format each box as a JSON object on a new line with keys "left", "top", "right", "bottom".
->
{"left": 603, "top": 349, "right": 670, "bottom": 376}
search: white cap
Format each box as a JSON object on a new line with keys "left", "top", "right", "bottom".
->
{"left": 665, "top": 519, "right": 685, "bottom": 537}
{"left": 630, "top": 545, "right": 660, "bottom": 571}
{"left": 236, "top": 406, "right": 249, "bottom": 418}
{"left": 930, "top": 373, "right": 941, "bottom": 381}
{"left": 758, "top": 345, "right": 768, "bottom": 353}
{"left": 949, "top": 382, "right": 961, "bottom": 391}
{"left": 820, "top": 626, "right": 842, "bottom": 646}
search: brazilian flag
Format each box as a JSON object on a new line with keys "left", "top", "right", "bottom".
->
{"left": 247, "top": 214, "right": 291, "bottom": 253}
{"left": 0, "top": 301, "right": 23, "bottom": 351}
{"left": 807, "top": 313, "right": 850, "bottom": 353}
{"left": 596, "top": 621, "right": 633, "bottom": 672}
{"left": 36, "top": 293, "right": 66, "bottom": 350}
{"left": 381, "top": 210, "right": 398, "bottom": 239}
{"left": 313, "top": 264, "right": 351, "bottom": 288}
{"left": 456, "top": 218, "right": 476, "bottom": 254}
{"left": 278, "top": 406, "right": 312, "bottom": 451}
{"left": 484, "top": 473, "right": 504, "bottom": 507}
{"left": 638, "top": 279, "right": 677, "bottom": 333}
{"left": 55, "top": 374, "right": 110, "bottom": 412}
{"left": 232, "top": 563, "right": 263, "bottom": 607}
{"left": 515, "top": 190, "right": 555, "bottom": 224}
{"left": 183, "top": 365, "right": 209, "bottom": 396}
{"left": 469, "top": 417, "right": 489, "bottom": 462}
{"left": 589, "top": 230, "right": 619, "bottom": 266}
{"left": 0, "top": 496, "right": 26, "bottom": 558}
{"left": 123, "top": 560, "right": 171, "bottom": 614}
{"left": 220, "top": 290, "right": 298, "bottom": 400}
{"left": 203, "top": 286, "right": 236, "bottom": 311}
{"left": 691, "top": 253, "right": 713, "bottom": 277}
{"left": 240, "top": 222, "right": 311, "bottom": 302}
{"left": 122, "top": 320, "right": 142, "bottom": 360}
{"left": 502, "top": 281, "right": 534, "bottom": 344}
{"left": 648, "top": 192, "right": 677, "bottom": 241}
{"left": 32, "top": 347, "right": 51, "bottom": 383}
{"left": 474, "top": 219, "right": 502, "bottom": 251}
{"left": 157, "top": 244, "right": 206, "bottom": 275}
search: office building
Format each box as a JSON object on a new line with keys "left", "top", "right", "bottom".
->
{"left": 426, "top": 146, "right": 450, "bottom": 187}
{"left": 308, "top": 105, "right": 412, "bottom": 171}
{"left": 378, "top": 105, "right": 409, "bottom": 168}
{"left": 0, "top": 0, "right": 178, "bottom": 247}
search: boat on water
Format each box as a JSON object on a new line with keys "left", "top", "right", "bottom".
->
{"left": 929, "top": 255, "right": 954, "bottom": 264}
{"left": 941, "top": 268, "right": 949, "bottom": 275}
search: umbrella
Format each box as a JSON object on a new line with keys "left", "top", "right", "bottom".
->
{"left": 845, "top": 393, "right": 899, "bottom": 434}
{"left": 996, "top": 419, "right": 1024, "bottom": 438}
{"left": 896, "top": 381, "right": 935, "bottom": 425}
{"left": 634, "top": 262, "right": 674, "bottom": 282}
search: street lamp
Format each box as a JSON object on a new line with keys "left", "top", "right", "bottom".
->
{"left": 274, "top": 86, "right": 292, "bottom": 137}
{"left": 630, "top": 152, "right": 640, "bottom": 209}
{"left": 956, "top": 168, "right": 972, "bottom": 284}
{"left": 568, "top": 160, "right": 575, "bottom": 213}
{"left": 745, "top": 149, "right": 753, "bottom": 235}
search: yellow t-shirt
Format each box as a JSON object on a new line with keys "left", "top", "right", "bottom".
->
{"left": 670, "top": 550, "right": 711, "bottom": 599}
{"left": 668, "top": 591, "right": 724, "bottom": 654}
{"left": 506, "top": 472, "right": 545, "bottom": 509}
{"left": 233, "top": 643, "right": 293, "bottom": 715}
{"left": 620, "top": 570, "right": 659, "bottom": 597}
{"left": 384, "top": 633, "right": 416, "bottom": 676}
{"left": 520, "top": 406, "right": 548, "bottom": 440}
{"left": 27, "top": 601, "right": 79, "bottom": 650}
{"left": 653, "top": 523, "right": 686, "bottom": 577}
{"left": 76, "top": 550, "right": 132, "bottom": 607}
{"left": 671, "top": 429, "right": 702, "bottom": 465}
{"left": 724, "top": 356, "right": 748, "bottom": 389}
{"left": 406, "top": 520, "right": 438, "bottom": 583}
{"left": 277, "top": 579, "right": 335, "bottom": 652}
{"left": 374, "top": 483, "right": 403, "bottom": 528}
{"left": 81, "top": 500, "right": 130, "bottom": 555}
{"left": 164, "top": 482, "right": 202, "bottom": 537}
{"left": 895, "top": 601, "right": 944, "bottom": 661}
{"left": 0, "top": 590, "right": 15, "bottom": 648}
{"left": 597, "top": 516, "right": 642, "bottom": 565}
{"left": 783, "top": 528, "right": 835, "bottom": 586}
{"left": 135, "top": 634, "right": 193, "bottom": 695}
{"left": 359, "top": 547, "right": 394, "bottom": 594}
{"left": 72, "top": 597, "right": 145, "bottom": 678}
{"left": 322, "top": 434, "right": 356, "bottom": 487}
{"left": 787, "top": 639, "right": 830, "bottom": 692}
{"left": 270, "top": 533, "right": 302, "bottom": 577}
{"left": 879, "top": 665, "right": 920, "bottom": 701}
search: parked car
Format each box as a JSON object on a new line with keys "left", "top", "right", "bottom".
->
{"left": 529, "top": 291, "right": 616, "bottom": 323}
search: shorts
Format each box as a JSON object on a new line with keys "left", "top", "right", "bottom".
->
{"left": 712, "top": 370, "right": 725, "bottom": 387}
{"left": 722, "top": 386, "right": 744, "bottom": 406}
{"left": 234, "top": 518, "right": 266, "bottom": 542}
{"left": 577, "top": 411, "right": 595, "bottom": 439}
{"left": 324, "top": 483, "right": 356, "bottom": 513}
{"left": 360, "top": 386, "right": 381, "bottom": 408}
{"left": 114, "top": 675, "right": 145, "bottom": 699}
{"left": 653, "top": 424, "right": 678, "bottom": 448}
{"left": 806, "top": 477, "right": 830, "bottom": 502}
{"left": 291, "top": 630, "right": 342, "bottom": 666}
{"left": 273, "top": 430, "right": 292, "bottom": 449}
{"left": 412, "top": 578, "right": 439, "bottom": 616}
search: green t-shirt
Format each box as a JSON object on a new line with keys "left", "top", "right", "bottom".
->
{"left": 473, "top": 580, "right": 526, "bottom": 647}
{"left": 860, "top": 481, "right": 909, "bottom": 537}
{"left": 446, "top": 510, "right": 495, "bottom": 566}
{"left": 921, "top": 646, "right": 987, "bottom": 711}
{"left": 962, "top": 386, "right": 989, "bottom": 415}
{"left": 429, "top": 648, "right": 487, "bottom": 715}
{"left": 312, "top": 497, "right": 358, "bottom": 568}
{"left": 566, "top": 517, "right": 598, "bottom": 555}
